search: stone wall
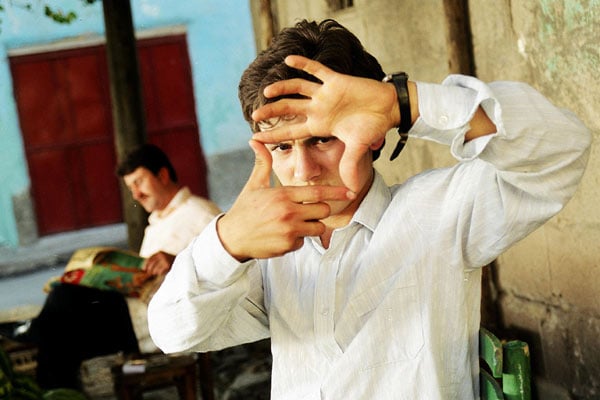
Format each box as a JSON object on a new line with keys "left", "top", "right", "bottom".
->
{"left": 253, "top": 0, "right": 600, "bottom": 397}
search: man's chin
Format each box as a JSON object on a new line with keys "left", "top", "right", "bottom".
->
{"left": 325, "top": 199, "right": 352, "bottom": 214}
{"left": 137, "top": 202, "right": 153, "bottom": 213}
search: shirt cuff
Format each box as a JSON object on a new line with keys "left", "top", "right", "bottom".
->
{"left": 410, "top": 74, "right": 497, "bottom": 161}
{"left": 190, "top": 215, "right": 253, "bottom": 286}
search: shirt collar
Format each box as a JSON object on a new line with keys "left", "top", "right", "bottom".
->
{"left": 350, "top": 171, "right": 391, "bottom": 232}
{"left": 305, "top": 172, "right": 391, "bottom": 251}
{"left": 149, "top": 186, "right": 190, "bottom": 224}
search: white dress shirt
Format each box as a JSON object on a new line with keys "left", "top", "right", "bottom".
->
{"left": 148, "top": 76, "right": 590, "bottom": 399}
{"left": 128, "top": 186, "right": 220, "bottom": 352}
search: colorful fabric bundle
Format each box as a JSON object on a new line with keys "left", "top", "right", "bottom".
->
{"left": 46, "top": 247, "right": 155, "bottom": 299}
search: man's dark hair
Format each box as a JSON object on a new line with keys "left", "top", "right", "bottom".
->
{"left": 116, "top": 144, "right": 178, "bottom": 182}
{"left": 239, "top": 18, "right": 386, "bottom": 130}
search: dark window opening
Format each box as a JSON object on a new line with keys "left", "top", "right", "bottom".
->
{"left": 327, "top": 0, "right": 353, "bottom": 12}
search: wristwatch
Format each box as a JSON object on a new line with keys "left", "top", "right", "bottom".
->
{"left": 383, "top": 72, "right": 411, "bottom": 160}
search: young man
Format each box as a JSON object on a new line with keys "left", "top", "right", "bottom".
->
{"left": 148, "top": 20, "right": 590, "bottom": 399}
{"left": 16, "top": 144, "right": 220, "bottom": 389}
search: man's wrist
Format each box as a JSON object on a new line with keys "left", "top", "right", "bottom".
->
{"left": 216, "top": 214, "right": 250, "bottom": 263}
{"left": 382, "top": 81, "right": 401, "bottom": 129}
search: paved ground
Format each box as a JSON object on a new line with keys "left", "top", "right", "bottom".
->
{"left": 0, "top": 267, "right": 58, "bottom": 322}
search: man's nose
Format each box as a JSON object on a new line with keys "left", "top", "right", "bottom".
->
{"left": 130, "top": 187, "right": 142, "bottom": 201}
{"left": 293, "top": 148, "right": 320, "bottom": 182}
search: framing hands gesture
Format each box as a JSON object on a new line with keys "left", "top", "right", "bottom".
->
{"left": 217, "top": 140, "right": 354, "bottom": 261}
{"left": 251, "top": 55, "right": 401, "bottom": 193}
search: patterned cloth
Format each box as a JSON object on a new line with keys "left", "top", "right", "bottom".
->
{"left": 57, "top": 247, "right": 152, "bottom": 300}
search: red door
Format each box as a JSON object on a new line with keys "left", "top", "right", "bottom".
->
{"left": 138, "top": 36, "right": 208, "bottom": 198}
{"left": 10, "top": 34, "right": 208, "bottom": 236}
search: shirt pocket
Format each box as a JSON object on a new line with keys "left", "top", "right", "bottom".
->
{"left": 347, "top": 274, "right": 424, "bottom": 368}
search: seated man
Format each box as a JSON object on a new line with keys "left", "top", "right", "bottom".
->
{"left": 14, "top": 144, "right": 220, "bottom": 389}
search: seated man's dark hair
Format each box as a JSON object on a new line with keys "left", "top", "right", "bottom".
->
{"left": 116, "top": 144, "right": 178, "bottom": 182}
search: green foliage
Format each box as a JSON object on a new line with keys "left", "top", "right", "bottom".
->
{"left": 0, "top": 1, "right": 100, "bottom": 31}
{"left": 1, "top": 368, "right": 15, "bottom": 398}
{"left": 0, "top": 344, "right": 86, "bottom": 400}
{"left": 44, "top": 5, "right": 77, "bottom": 24}
{"left": 10, "top": 374, "right": 44, "bottom": 399}
{"left": 1, "top": 344, "right": 41, "bottom": 399}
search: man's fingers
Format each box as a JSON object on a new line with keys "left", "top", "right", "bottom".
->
{"left": 261, "top": 78, "right": 321, "bottom": 99}
{"left": 285, "top": 185, "right": 355, "bottom": 204}
{"left": 251, "top": 98, "right": 308, "bottom": 125}
{"left": 296, "top": 219, "right": 327, "bottom": 239}
{"left": 245, "top": 140, "right": 274, "bottom": 190}
{"left": 338, "top": 144, "right": 371, "bottom": 193}
{"left": 144, "top": 259, "right": 157, "bottom": 275}
{"left": 284, "top": 55, "right": 336, "bottom": 83}
{"left": 252, "top": 123, "right": 316, "bottom": 144}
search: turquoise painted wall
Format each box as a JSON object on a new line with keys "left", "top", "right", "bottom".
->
{"left": 0, "top": 0, "right": 256, "bottom": 247}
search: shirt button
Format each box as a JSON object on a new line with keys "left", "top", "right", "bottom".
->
{"left": 439, "top": 115, "right": 449, "bottom": 125}
{"left": 321, "top": 308, "right": 329, "bottom": 316}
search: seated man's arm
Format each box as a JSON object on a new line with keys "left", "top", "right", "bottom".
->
{"left": 144, "top": 251, "right": 176, "bottom": 275}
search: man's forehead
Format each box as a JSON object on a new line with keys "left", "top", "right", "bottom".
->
{"left": 123, "top": 166, "right": 150, "bottom": 183}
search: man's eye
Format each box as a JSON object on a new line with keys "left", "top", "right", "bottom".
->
{"left": 270, "top": 143, "right": 292, "bottom": 152}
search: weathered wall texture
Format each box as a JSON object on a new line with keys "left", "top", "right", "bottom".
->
{"left": 471, "top": 1, "right": 600, "bottom": 398}
{"left": 264, "top": 0, "right": 599, "bottom": 398}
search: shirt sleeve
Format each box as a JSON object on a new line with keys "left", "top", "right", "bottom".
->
{"left": 406, "top": 75, "right": 591, "bottom": 268}
{"left": 148, "top": 216, "right": 270, "bottom": 353}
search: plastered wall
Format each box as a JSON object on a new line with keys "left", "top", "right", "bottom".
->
{"left": 471, "top": 1, "right": 599, "bottom": 398}
{"left": 267, "top": 0, "right": 599, "bottom": 397}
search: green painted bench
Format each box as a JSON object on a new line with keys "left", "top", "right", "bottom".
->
{"left": 480, "top": 327, "right": 531, "bottom": 400}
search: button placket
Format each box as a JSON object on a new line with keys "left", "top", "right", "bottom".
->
{"left": 314, "top": 250, "right": 342, "bottom": 360}
{"left": 313, "top": 224, "right": 362, "bottom": 360}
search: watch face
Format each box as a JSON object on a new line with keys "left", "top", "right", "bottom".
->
{"left": 383, "top": 72, "right": 408, "bottom": 83}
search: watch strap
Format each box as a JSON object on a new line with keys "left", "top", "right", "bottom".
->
{"left": 383, "top": 72, "right": 411, "bottom": 160}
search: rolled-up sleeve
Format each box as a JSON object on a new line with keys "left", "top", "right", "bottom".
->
{"left": 407, "top": 75, "right": 591, "bottom": 268}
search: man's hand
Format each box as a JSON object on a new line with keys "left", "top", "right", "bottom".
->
{"left": 251, "top": 55, "right": 401, "bottom": 192}
{"left": 217, "top": 139, "right": 355, "bottom": 261}
{"left": 144, "top": 251, "right": 176, "bottom": 276}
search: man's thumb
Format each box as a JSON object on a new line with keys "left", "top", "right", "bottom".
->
{"left": 339, "top": 145, "right": 368, "bottom": 193}
{"left": 245, "top": 139, "right": 273, "bottom": 190}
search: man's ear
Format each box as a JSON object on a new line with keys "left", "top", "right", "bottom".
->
{"left": 157, "top": 167, "right": 171, "bottom": 183}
